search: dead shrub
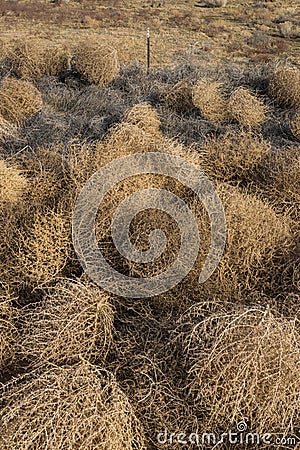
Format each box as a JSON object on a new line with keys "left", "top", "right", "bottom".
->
{"left": 0, "top": 201, "right": 24, "bottom": 287}
{"left": 178, "top": 183, "right": 290, "bottom": 302}
{"left": 68, "top": 105, "right": 163, "bottom": 188}
{"left": 124, "top": 102, "right": 161, "bottom": 134}
{"left": 0, "top": 284, "right": 17, "bottom": 376}
{"left": 291, "top": 112, "right": 300, "bottom": 139}
{"left": 68, "top": 136, "right": 143, "bottom": 191}
{"left": 217, "top": 183, "right": 291, "bottom": 275}
{"left": 9, "top": 40, "right": 70, "bottom": 80}
{"left": 269, "top": 66, "right": 300, "bottom": 108}
{"left": 16, "top": 209, "right": 71, "bottom": 286}
{"left": 200, "top": 129, "right": 270, "bottom": 181}
{"left": 228, "top": 86, "right": 267, "bottom": 128}
{"left": 108, "top": 299, "right": 196, "bottom": 447}
{"left": 0, "top": 77, "right": 43, "bottom": 126}
{"left": 20, "top": 278, "right": 114, "bottom": 367}
{"left": 161, "top": 80, "right": 194, "bottom": 112}
{"left": 130, "top": 180, "right": 291, "bottom": 300}
{"left": 0, "top": 116, "right": 18, "bottom": 142}
{"left": 74, "top": 40, "right": 120, "bottom": 85}
{"left": 18, "top": 146, "right": 69, "bottom": 212}
{"left": 258, "top": 146, "right": 300, "bottom": 218}
{"left": 69, "top": 130, "right": 289, "bottom": 302}
{"left": 102, "top": 121, "right": 162, "bottom": 160}
{"left": 0, "top": 159, "right": 28, "bottom": 205}
{"left": 192, "top": 79, "right": 228, "bottom": 124}
{"left": 0, "top": 363, "right": 146, "bottom": 450}
{"left": 181, "top": 305, "right": 300, "bottom": 436}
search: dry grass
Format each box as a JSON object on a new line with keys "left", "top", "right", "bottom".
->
{"left": 161, "top": 80, "right": 194, "bottom": 113}
{"left": 291, "top": 112, "right": 300, "bottom": 139}
{"left": 192, "top": 79, "right": 228, "bottom": 125}
{"left": 269, "top": 66, "right": 300, "bottom": 108}
{"left": 9, "top": 39, "right": 70, "bottom": 80}
{"left": 228, "top": 86, "right": 267, "bottom": 128}
{"left": 0, "top": 159, "right": 28, "bottom": 205}
{"left": 74, "top": 39, "right": 120, "bottom": 85}
{"left": 16, "top": 209, "right": 71, "bottom": 287}
{"left": 182, "top": 305, "right": 300, "bottom": 436}
{"left": 0, "top": 77, "right": 43, "bottom": 126}
{"left": 19, "top": 278, "right": 114, "bottom": 367}
{"left": 0, "top": 284, "right": 17, "bottom": 376}
{"left": 0, "top": 363, "right": 146, "bottom": 450}
{"left": 200, "top": 129, "right": 270, "bottom": 181}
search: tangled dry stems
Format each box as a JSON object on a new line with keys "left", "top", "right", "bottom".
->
{"left": 228, "top": 86, "right": 267, "bottom": 128}
{"left": 124, "top": 102, "right": 161, "bottom": 134}
{"left": 9, "top": 40, "right": 70, "bottom": 80}
{"left": 192, "top": 79, "right": 228, "bottom": 124}
{"left": 19, "top": 146, "right": 69, "bottom": 212}
{"left": 0, "top": 284, "right": 17, "bottom": 375}
{"left": 0, "top": 77, "right": 43, "bottom": 126}
{"left": 269, "top": 66, "right": 300, "bottom": 108}
{"left": 0, "top": 61, "right": 299, "bottom": 449}
{"left": 0, "top": 363, "right": 146, "bottom": 450}
{"left": 200, "top": 129, "right": 270, "bottom": 181}
{"left": 161, "top": 80, "right": 194, "bottom": 112}
{"left": 87, "top": 125, "right": 291, "bottom": 301}
{"left": 19, "top": 278, "right": 114, "bottom": 367}
{"left": 74, "top": 40, "right": 120, "bottom": 85}
{"left": 68, "top": 104, "right": 164, "bottom": 188}
{"left": 258, "top": 146, "right": 300, "bottom": 218}
{"left": 161, "top": 181, "right": 291, "bottom": 300}
{"left": 291, "top": 112, "right": 300, "bottom": 139}
{"left": 181, "top": 305, "right": 300, "bottom": 435}
{"left": 16, "top": 209, "right": 71, "bottom": 286}
{"left": 217, "top": 183, "right": 291, "bottom": 276}
{"left": 0, "top": 159, "right": 28, "bottom": 205}
{"left": 0, "top": 116, "right": 18, "bottom": 142}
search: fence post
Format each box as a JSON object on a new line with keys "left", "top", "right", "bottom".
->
{"left": 147, "top": 28, "right": 150, "bottom": 74}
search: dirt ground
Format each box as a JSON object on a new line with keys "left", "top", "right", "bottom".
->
{"left": 0, "top": 0, "right": 299, "bottom": 68}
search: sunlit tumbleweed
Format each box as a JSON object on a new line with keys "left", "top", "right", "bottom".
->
{"left": 72, "top": 151, "right": 226, "bottom": 298}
